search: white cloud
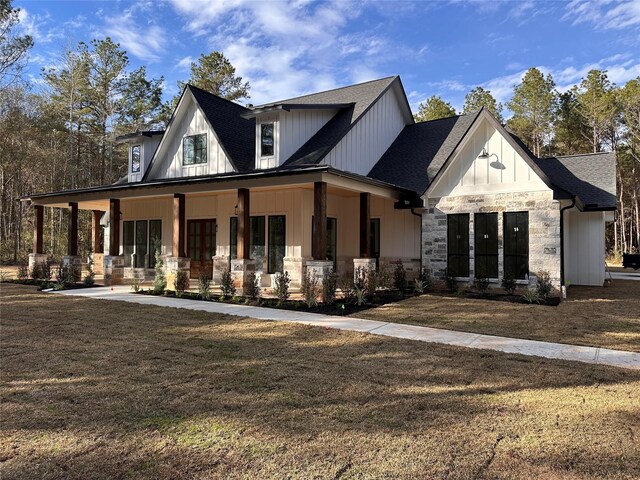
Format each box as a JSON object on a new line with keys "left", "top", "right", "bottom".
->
{"left": 175, "top": 56, "right": 193, "bottom": 71}
{"left": 563, "top": 0, "right": 640, "bottom": 30}
{"left": 101, "top": 8, "right": 167, "bottom": 63}
{"left": 17, "top": 8, "right": 61, "bottom": 44}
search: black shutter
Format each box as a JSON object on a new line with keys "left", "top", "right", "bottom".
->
{"left": 475, "top": 213, "right": 498, "bottom": 278}
{"left": 447, "top": 214, "right": 469, "bottom": 277}
{"left": 504, "top": 212, "right": 529, "bottom": 279}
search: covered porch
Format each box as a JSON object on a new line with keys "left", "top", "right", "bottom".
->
{"left": 25, "top": 168, "right": 421, "bottom": 291}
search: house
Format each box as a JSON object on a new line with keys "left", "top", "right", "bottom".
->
{"left": 23, "top": 76, "right": 616, "bottom": 293}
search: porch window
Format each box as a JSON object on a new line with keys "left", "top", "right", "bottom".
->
{"left": 261, "top": 123, "right": 274, "bottom": 157}
{"left": 447, "top": 214, "right": 469, "bottom": 277}
{"left": 148, "top": 220, "right": 162, "bottom": 268}
{"left": 504, "top": 212, "right": 529, "bottom": 279}
{"left": 370, "top": 219, "right": 380, "bottom": 267}
{"left": 230, "top": 216, "right": 267, "bottom": 272}
{"left": 183, "top": 134, "right": 207, "bottom": 165}
{"left": 131, "top": 145, "right": 141, "bottom": 173}
{"left": 123, "top": 221, "right": 134, "bottom": 268}
{"left": 135, "top": 220, "right": 148, "bottom": 269}
{"left": 311, "top": 217, "right": 337, "bottom": 270}
{"left": 268, "top": 215, "right": 286, "bottom": 273}
{"left": 474, "top": 213, "right": 498, "bottom": 278}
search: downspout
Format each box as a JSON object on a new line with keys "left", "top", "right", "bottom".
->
{"left": 410, "top": 208, "right": 423, "bottom": 274}
{"left": 560, "top": 196, "right": 576, "bottom": 298}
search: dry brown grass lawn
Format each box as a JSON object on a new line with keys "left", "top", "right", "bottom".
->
{"left": 1, "top": 283, "right": 639, "bottom": 479}
{"left": 356, "top": 280, "right": 640, "bottom": 353}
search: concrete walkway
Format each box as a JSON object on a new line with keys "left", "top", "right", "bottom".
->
{"left": 53, "top": 286, "right": 640, "bottom": 371}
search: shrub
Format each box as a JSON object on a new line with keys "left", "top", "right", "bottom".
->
{"left": 151, "top": 240, "right": 166, "bottom": 294}
{"left": 522, "top": 288, "right": 542, "bottom": 304}
{"left": 198, "top": 270, "right": 212, "bottom": 300}
{"left": 69, "top": 264, "right": 81, "bottom": 283}
{"left": 377, "top": 263, "right": 392, "bottom": 290}
{"left": 174, "top": 270, "right": 189, "bottom": 297}
{"left": 30, "top": 261, "right": 44, "bottom": 280}
{"left": 83, "top": 255, "right": 95, "bottom": 286}
{"left": 55, "top": 264, "right": 71, "bottom": 288}
{"left": 536, "top": 270, "right": 553, "bottom": 299}
{"left": 393, "top": 262, "right": 407, "bottom": 291}
{"left": 414, "top": 269, "right": 433, "bottom": 294}
{"left": 17, "top": 263, "right": 28, "bottom": 281}
{"left": 301, "top": 268, "right": 318, "bottom": 308}
{"left": 130, "top": 277, "right": 142, "bottom": 293}
{"left": 501, "top": 275, "right": 517, "bottom": 295}
{"left": 338, "top": 272, "right": 355, "bottom": 304}
{"left": 366, "top": 268, "right": 378, "bottom": 297}
{"left": 220, "top": 268, "right": 236, "bottom": 298}
{"left": 473, "top": 276, "right": 490, "bottom": 294}
{"left": 273, "top": 271, "right": 291, "bottom": 303}
{"left": 322, "top": 270, "right": 338, "bottom": 305}
{"left": 444, "top": 269, "right": 458, "bottom": 293}
{"left": 244, "top": 271, "right": 260, "bottom": 300}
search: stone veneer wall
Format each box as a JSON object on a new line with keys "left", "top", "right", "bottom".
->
{"left": 422, "top": 190, "right": 561, "bottom": 288}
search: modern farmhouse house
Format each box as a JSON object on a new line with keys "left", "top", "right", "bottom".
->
{"left": 23, "top": 76, "right": 616, "bottom": 292}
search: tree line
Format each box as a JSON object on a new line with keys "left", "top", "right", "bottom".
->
{"left": 415, "top": 68, "right": 640, "bottom": 258}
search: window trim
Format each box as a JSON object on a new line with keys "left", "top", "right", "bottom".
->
{"left": 131, "top": 144, "right": 141, "bottom": 173}
{"left": 260, "top": 123, "right": 274, "bottom": 157}
{"left": 182, "top": 133, "right": 207, "bottom": 166}
{"left": 123, "top": 219, "right": 162, "bottom": 269}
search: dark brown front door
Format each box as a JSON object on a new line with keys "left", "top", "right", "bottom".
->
{"left": 187, "top": 219, "right": 216, "bottom": 279}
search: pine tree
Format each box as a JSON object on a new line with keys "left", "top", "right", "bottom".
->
{"left": 414, "top": 96, "right": 456, "bottom": 122}
{"left": 117, "top": 66, "right": 165, "bottom": 132}
{"left": 552, "top": 91, "right": 591, "bottom": 156}
{"left": 0, "top": 0, "right": 33, "bottom": 90}
{"left": 462, "top": 87, "right": 503, "bottom": 123}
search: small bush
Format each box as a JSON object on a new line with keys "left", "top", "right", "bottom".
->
{"left": 338, "top": 272, "right": 355, "bottom": 304}
{"left": 501, "top": 275, "right": 517, "bottom": 295}
{"left": 536, "top": 270, "right": 553, "bottom": 299}
{"left": 273, "top": 271, "right": 291, "bottom": 303}
{"left": 152, "top": 238, "right": 166, "bottom": 294}
{"left": 244, "top": 271, "right": 260, "bottom": 300}
{"left": 473, "top": 276, "right": 490, "bottom": 294}
{"left": 366, "top": 268, "right": 378, "bottom": 297}
{"left": 444, "top": 269, "right": 458, "bottom": 293}
{"left": 198, "top": 271, "right": 212, "bottom": 300}
{"left": 301, "top": 268, "right": 318, "bottom": 308}
{"left": 522, "top": 288, "right": 542, "bottom": 304}
{"left": 174, "top": 270, "right": 189, "bottom": 297}
{"left": 393, "top": 262, "right": 407, "bottom": 291}
{"left": 220, "top": 268, "right": 236, "bottom": 298}
{"left": 377, "top": 263, "right": 392, "bottom": 290}
{"left": 414, "top": 269, "right": 433, "bottom": 294}
{"left": 83, "top": 255, "right": 95, "bottom": 286}
{"left": 17, "top": 263, "right": 28, "bottom": 281}
{"left": 30, "top": 261, "right": 44, "bottom": 280}
{"left": 322, "top": 270, "right": 338, "bottom": 305}
{"left": 55, "top": 264, "right": 71, "bottom": 288}
{"left": 130, "top": 277, "right": 142, "bottom": 293}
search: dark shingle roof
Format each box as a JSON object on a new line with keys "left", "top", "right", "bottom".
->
{"left": 534, "top": 153, "right": 616, "bottom": 210}
{"left": 367, "top": 111, "right": 480, "bottom": 193}
{"left": 188, "top": 85, "right": 255, "bottom": 172}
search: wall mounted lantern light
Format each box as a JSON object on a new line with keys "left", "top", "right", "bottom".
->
{"left": 234, "top": 204, "right": 238, "bottom": 216}
{"left": 478, "top": 148, "right": 505, "bottom": 170}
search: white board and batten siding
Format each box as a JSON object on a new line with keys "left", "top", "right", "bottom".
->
{"left": 146, "top": 94, "right": 234, "bottom": 181}
{"left": 564, "top": 210, "right": 606, "bottom": 286}
{"left": 127, "top": 135, "right": 161, "bottom": 183}
{"left": 255, "top": 109, "right": 337, "bottom": 169}
{"left": 326, "top": 88, "right": 406, "bottom": 176}
{"left": 429, "top": 118, "right": 550, "bottom": 198}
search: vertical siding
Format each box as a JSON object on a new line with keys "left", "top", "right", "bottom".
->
{"left": 564, "top": 210, "right": 605, "bottom": 286}
{"left": 146, "top": 95, "right": 234, "bottom": 181}
{"left": 325, "top": 88, "right": 406, "bottom": 176}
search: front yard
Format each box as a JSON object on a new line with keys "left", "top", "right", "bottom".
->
{"left": 1, "top": 283, "right": 639, "bottom": 479}
{"left": 356, "top": 280, "right": 640, "bottom": 352}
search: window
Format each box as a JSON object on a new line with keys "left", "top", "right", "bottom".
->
{"left": 370, "top": 218, "right": 380, "bottom": 269}
{"left": 131, "top": 145, "right": 141, "bottom": 173}
{"left": 474, "top": 213, "right": 498, "bottom": 278}
{"left": 447, "top": 214, "right": 470, "bottom": 277}
{"left": 268, "top": 215, "right": 286, "bottom": 273}
{"left": 183, "top": 134, "right": 207, "bottom": 165}
{"left": 123, "top": 219, "right": 161, "bottom": 268}
{"left": 230, "top": 216, "right": 267, "bottom": 272}
{"left": 230, "top": 216, "right": 237, "bottom": 260}
{"left": 261, "top": 123, "right": 274, "bottom": 157}
{"left": 312, "top": 217, "right": 337, "bottom": 270}
{"left": 504, "top": 212, "right": 529, "bottom": 280}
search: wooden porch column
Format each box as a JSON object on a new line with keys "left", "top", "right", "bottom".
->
{"left": 68, "top": 202, "right": 78, "bottom": 256}
{"left": 92, "top": 210, "right": 104, "bottom": 254}
{"left": 109, "top": 198, "right": 120, "bottom": 256}
{"left": 313, "top": 181, "right": 327, "bottom": 260}
{"left": 173, "top": 193, "right": 186, "bottom": 257}
{"left": 33, "top": 205, "right": 44, "bottom": 254}
{"left": 359, "top": 192, "right": 371, "bottom": 258}
{"left": 237, "top": 188, "right": 251, "bottom": 260}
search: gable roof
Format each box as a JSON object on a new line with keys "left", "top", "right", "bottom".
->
{"left": 368, "top": 111, "right": 480, "bottom": 192}
{"left": 534, "top": 153, "right": 616, "bottom": 210}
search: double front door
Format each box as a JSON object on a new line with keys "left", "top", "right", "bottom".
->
{"left": 187, "top": 219, "right": 216, "bottom": 279}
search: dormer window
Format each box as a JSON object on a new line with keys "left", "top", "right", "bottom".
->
{"left": 183, "top": 134, "right": 207, "bottom": 165}
{"left": 261, "top": 123, "right": 274, "bottom": 157}
{"left": 131, "top": 145, "right": 141, "bottom": 173}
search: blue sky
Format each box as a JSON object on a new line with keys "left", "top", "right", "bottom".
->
{"left": 15, "top": 0, "right": 640, "bottom": 115}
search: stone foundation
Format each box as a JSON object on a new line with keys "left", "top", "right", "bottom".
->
{"left": 306, "top": 260, "right": 333, "bottom": 285}
{"left": 62, "top": 255, "right": 82, "bottom": 282}
{"left": 423, "top": 191, "right": 561, "bottom": 289}
{"left": 353, "top": 258, "right": 377, "bottom": 281}
{"left": 166, "top": 257, "right": 190, "bottom": 290}
{"left": 230, "top": 259, "right": 256, "bottom": 295}
{"left": 28, "top": 253, "right": 48, "bottom": 275}
{"left": 103, "top": 255, "right": 125, "bottom": 285}
{"left": 283, "top": 257, "right": 304, "bottom": 287}
{"left": 379, "top": 257, "right": 422, "bottom": 281}
{"left": 212, "top": 255, "right": 229, "bottom": 285}
{"left": 92, "top": 253, "right": 104, "bottom": 275}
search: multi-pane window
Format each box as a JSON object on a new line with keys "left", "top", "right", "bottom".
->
{"left": 312, "top": 217, "right": 338, "bottom": 270}
{"left": 268, "top": 216, "right": 286, "bottom": 274}
{"left": 131, "top": 145, "right": 141, "bottom": 173}
{"left": 261, "top": 123, "right": 274, "bottom": 157}
{"left": 183, "top": 134, "right": 207, "bottom": 165}
{"left": 474, "top": 213, "right": 498, "bottom": 278}
{"left": 447, "top": 214, "right": 470, "bottom": 277}
{"left": 230, "top": 215, "right": 285, "bottom": 273}
{"left": 370, "top": 218, "right": 380, "bottom": 269}
{"left": 504, "top": 212, "right": 529, "bottom": 279}
{"left": 123, "top": 219, "right": 161, "bottom": 268}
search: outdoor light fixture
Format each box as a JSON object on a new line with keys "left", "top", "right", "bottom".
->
{"left": 234, "top": 204, "right": 238, "bottom": 216}
{"left": 478, "top": 148, "right": 505, "bottom": 170}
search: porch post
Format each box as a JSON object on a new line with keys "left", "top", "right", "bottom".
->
{"left": 28, "top": 204, "right": 47, "bottom": 274}
{"left": 173, "top": 193, "right": 186, "bottom": 258}
{"left": 231, "top": 188, "right": 255, "bottom": 293}
{"left": 313, "top": 181, "right": 327, "bottom": 260}
{"left": 237, "top": 188, "right": 250, "bottom": 260}
{"left": 91, "top": 210, "right": 103, "bottom": 254}
{"left": 359, "top": 192, "right": 371, "bottom": 258}
{"left": 67, "top": 202, "right": 78, "bottom": 256}
{"left": 109, "top": 198, "right": 120, "bottom": 256}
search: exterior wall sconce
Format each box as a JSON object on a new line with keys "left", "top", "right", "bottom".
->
{"left": 234, "top": 204, "right": 238, "bottom": 216}
{"left": 479, "top": 148, "right": 505, "bottom": 170}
